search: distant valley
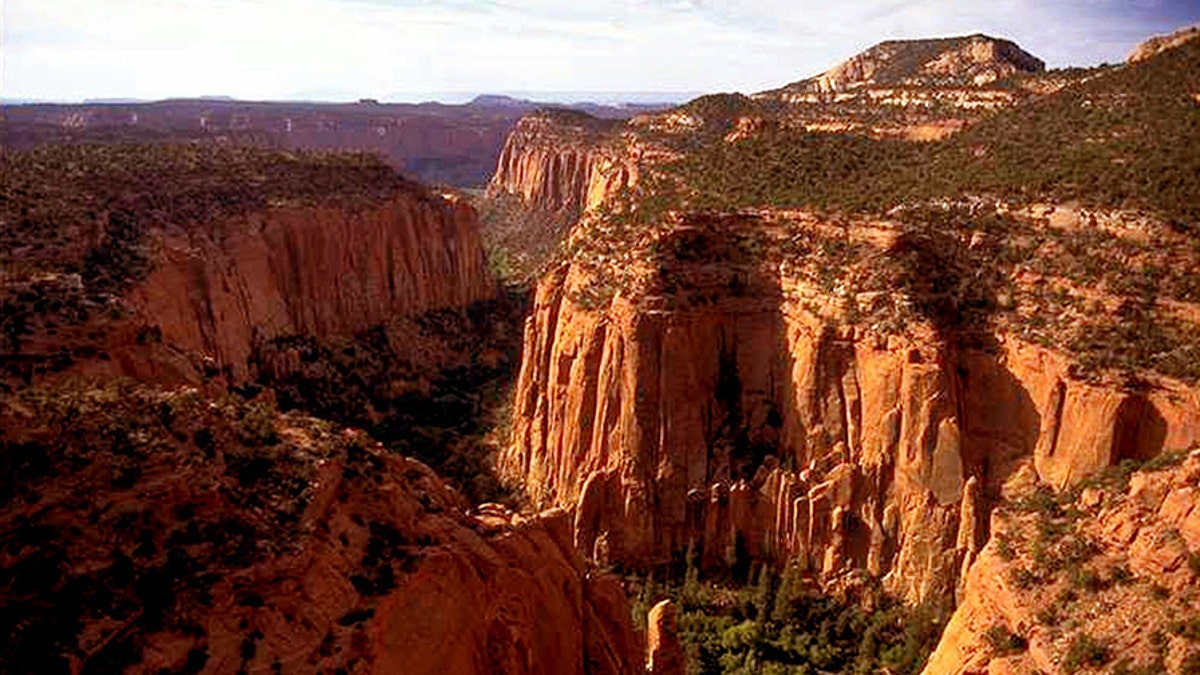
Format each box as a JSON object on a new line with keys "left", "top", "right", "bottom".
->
{"left": 0, "top": 95, "right": 671, "bottom": 187}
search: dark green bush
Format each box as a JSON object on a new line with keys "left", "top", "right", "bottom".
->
{"left": 983, "top": 623, "right": 1028, "bottom": 656}
{"left": 629, "top": 564, "right": 944, "bottom": 675}
{"left": 1063, "top": 633, "right": 1110, "bottom": 672}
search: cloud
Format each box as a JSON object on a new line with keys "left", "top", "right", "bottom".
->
{"left": 3, "top": 0, "right": 1198, "bottom": 101}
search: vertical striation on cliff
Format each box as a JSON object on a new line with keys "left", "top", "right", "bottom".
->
{"left": 486, "top": 110, "right": 638, "bottom": 218}
{"left": 0, "top": 145, "right": 495, "bottom": 386}
{"left": 131, "top": 192, "right": 493, "bottom": 380}
{"left": 500, "top": 211, "right": 1200, "bottom": 609}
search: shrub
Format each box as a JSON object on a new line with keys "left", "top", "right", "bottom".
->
{"left": 983, "top": 624, "right": 1028, "bottom": 656}
{"left": 1035, "top": 606, "right": 1060, "bottom": 627}
{"left": 1063, "top": 633, "right": 1110, "bottom": 673}
{"left": 995, "top": 532, "right": 1017, "bottom": 561}
{"left": 637, "top": 567, "right": 944, "bottom": 675}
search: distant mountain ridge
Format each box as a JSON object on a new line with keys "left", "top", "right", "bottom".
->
{"left": 0, "top": 95, "right": 674, "bottom": 187}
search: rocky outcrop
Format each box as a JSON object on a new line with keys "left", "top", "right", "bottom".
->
{"left": 922, "top": 450, "right": 1200, "bottom": 674}
{"left": 110, "top": 192, "right": 491, "bottom": 382}
{"left": 743, "top": 34, "right": 1057, "bottom": 138}
{"left": 487, "top": 111, "right": 637, "bottom": 217}
{"left": 646, "top": 600, "right": 685, "bottom": 675}
{"left": 0, "top": 386, "right": 639, "bottom": 674}
{"left": 1128, "top": 24, "right": 1200, "bottom": 63}
{"left": 500, "top": 212, "right": 1200, "bottom": 608}
{"left": 769, "top": 34, "right": 1045, "bottom": 95}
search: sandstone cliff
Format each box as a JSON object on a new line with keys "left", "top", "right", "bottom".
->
{"left": 0, "top": 384, "right": 639, "bottom": 674}
{"left": 130, "top": 192, "right": 492, "bottom": 381}
{"left": 923, "top": 450, "right": 1200, "bottom": 674}
{"left": 487, "top": 110, "right": 639, "bottom": 217}
{"left": 1, "top": 146, "right": 494, "bottom": 387}
{"left": 499, "top": 210, "right": 1200, "bottom": 610}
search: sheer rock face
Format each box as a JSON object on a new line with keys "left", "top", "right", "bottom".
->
{"left": 376, "top": 505, "right": 640, "bottom": 675}
{"left": 922, "top": 451, "right": 1200, "bottom": 675}
{"left": 118, "top": 192, "right": 493, "bottom": 381}
{"left": 486, "top": 113, "right": 637, "bottom": 217}
{"left": 500, "top": 224, "right": 1200, "bottom": 609}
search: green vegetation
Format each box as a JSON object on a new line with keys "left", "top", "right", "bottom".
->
{"left": 1063, "top": 632, "right": 1111, "bottom": 672}
{"left": 989, "top": 451, "right": 1200, "bottom": 672}
{"left": 534, "top": 107, "right": 624, "bottom": 137}
{"left": 672, "top": 38, "right": 1200, "bottom": 226}
{"left": 635, "top": 40, "right": 1200, "bottom": 381}
{"left": 0, "top": 381, "right": 415, "bottom": 673}
{"left": 663, "top": 202, "right": 1196, "bottom": 382}
{"left": 673, "top": 131, "right": 914, "bottom": 214}
{"left": 653, "top": 94, "right": 773, "bottom": 147}
{"left": 983, "top": 623, "right": 1028, "bottom": 656}
{"left": 769, "top": 35, "right": 1040, "bottom": 93}
{"left": 253, "top": 293, "right": 527, "bottom": 505}
{"left": 1071, "top": 448, "right": 1188, "bottom": 496}
{"left": 489, "top": 35, "right": 1200, "bottom": 385}
{"left": 472, "top": 190, "right": 575, "bottom": 285}
{"left": 999, "top": 485, "right": 1102, "bottom": 589}
{"left": 1, "top": 144, "right": 412, "bottom": 280}
{"left": 630, "top": 563, "right": 944, "bottom": 675}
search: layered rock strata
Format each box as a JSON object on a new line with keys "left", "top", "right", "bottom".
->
{"left": 1129, "top": 24, "right": 1200, "bottom": 63}
{"left": 785, "top": 34, "right": 1045, "bottom": 94}
{"left": 500, "top": 215, "right": 1200, "bottom": 608}
{"left": 487, "top": 112, "right": 638, "bottom": 217}
{"left": 18, "top": 190, "right": 493, "bottom": 386}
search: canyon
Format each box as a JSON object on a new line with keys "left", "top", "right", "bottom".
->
{"left": 3, "top": 23, "right": 1200, "bottom": 675}
{"left": 0, "top": 386, "right": 639, "bottom": 674}
{"left": 486, "top": 29, "right": 1200, "bottom": 673}
{"left": 1, "top": 146, "right": 492, "bottom": 388}
{"left": 0, "top": 146, "right": 645, "bottom": 673}
{"left": 130, "top": 191, "right": 493, "bottom": 382}
{"left": 499, "top": 210, "right": 1200, "bottom": 609}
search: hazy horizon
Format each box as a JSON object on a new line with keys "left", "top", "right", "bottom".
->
{"left": 0, "top": 90, "right": 704, "bottom": 106}
{"left": 4, "top": 0, "right": 1199, "bottom": 102}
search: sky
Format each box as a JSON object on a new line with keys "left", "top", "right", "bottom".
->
{"left": 3, "top": 0, "right": 1198, "bottom": 103}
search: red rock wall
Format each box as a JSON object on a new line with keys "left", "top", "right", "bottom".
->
{"left": 375, "top": 505, "right": 640, "bottom": 675}
{"left": 128, "top": 192, "right": 493, "bottom": 380}
{"left": 501, "top": 258, "right": 1200, "bottom": 607}
{"left": 487, "top": 116, "right": 635, "bottom": 216}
